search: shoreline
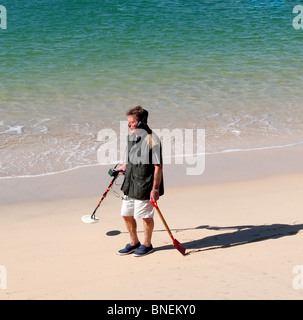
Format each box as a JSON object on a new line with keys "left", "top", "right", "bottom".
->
{"left": 2, "top": 138, "right": 303, "bottom": 182}
{"left": 1, "top": 143, "right": 303, "bottom": 205}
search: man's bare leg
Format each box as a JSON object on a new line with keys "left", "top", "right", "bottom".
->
{"left": 142, "top": 218, "right": 154, "bottom": 247}
{"left": 123, "top": 216, "right": 140, "bottom": 246}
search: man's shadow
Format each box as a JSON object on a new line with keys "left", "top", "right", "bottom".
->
{"left": 155, "top": 223, "right": 303, "bottom": 255}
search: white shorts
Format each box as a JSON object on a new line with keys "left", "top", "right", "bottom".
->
{"left": 121, "top": 196, "right": 155, "bottom": 219}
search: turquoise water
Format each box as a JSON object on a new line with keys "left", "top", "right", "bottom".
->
{"left": 1, "top": 0, "right": 303, "bottom": 177}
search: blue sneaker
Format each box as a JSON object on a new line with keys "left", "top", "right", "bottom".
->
{"left": 133, "top": 245, "right": 154, "bottom": 257}
{"left": 117, "top": 242, "right": 141, "bottom": 256}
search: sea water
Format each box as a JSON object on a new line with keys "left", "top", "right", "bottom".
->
{"left": 1, "top": 0, "right": 303, "bottom": 178}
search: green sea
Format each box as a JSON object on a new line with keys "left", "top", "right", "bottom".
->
{"left": 1, "top": 0, "right": 303, "bottom": 178}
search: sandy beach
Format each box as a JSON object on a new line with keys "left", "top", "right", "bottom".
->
{"left": 1, "top": 145, "right": 303, "bottom": 300}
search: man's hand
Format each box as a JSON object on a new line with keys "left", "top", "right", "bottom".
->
{"left": 115, "top": 163, "right": 127, "bottom": 175}
{"left": 150, "top": 189, "right": 159, "bottom": 203}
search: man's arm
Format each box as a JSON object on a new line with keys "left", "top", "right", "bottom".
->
{"left": 150, "top": 164, "right": 162, "bottom": 203}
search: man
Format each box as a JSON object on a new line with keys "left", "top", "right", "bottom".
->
{"left": 115, "top": 106, "right": 164, "bottom": 257}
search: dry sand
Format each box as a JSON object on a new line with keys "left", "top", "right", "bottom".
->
{"left": 1, "top": 145, "right": 303, "bottom": 300}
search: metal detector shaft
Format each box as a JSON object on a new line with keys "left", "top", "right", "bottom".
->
{"left": 91, "top": 174, "right": 119, "bottom": 220}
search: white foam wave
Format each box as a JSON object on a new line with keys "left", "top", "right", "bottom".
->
{"left": 0, "top": 124, "right": 23, "bottom": 134}
{"left": 1, "top": 140, "right": 303, "bottom": 180}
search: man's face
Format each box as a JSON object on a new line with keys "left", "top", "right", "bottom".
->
{"left": 128, "top": 115, "right": 138, "bottom": 132}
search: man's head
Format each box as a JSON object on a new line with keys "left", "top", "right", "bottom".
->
{"left": 126, "top": 106, "right": 149, "bottom": 131}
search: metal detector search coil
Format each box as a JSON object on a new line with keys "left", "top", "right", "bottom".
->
{"left": 81, "top": 215, "right": 99, "bottom": 224}
{"left": 81, "top": 168, "right": 125, "bottom": 224}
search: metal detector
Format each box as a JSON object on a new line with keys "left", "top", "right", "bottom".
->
{"left": 81, "top": 168, "right": 124, "bottom": 224}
